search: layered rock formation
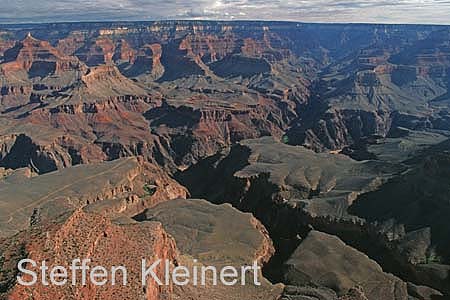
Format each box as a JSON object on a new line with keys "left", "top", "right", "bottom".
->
{"left": 2, "top": 33, "right": 81, "bottom": 76}
{"left": 286, "top": 27, "right": 450, "bottom": 151}
{"left": 137, "top": 199, "right": 283, "bottom": 300}
{"left": 0, "top": 60, "right": 165, "bottom": 173}
{"left": 0, "top": 198, "right": 283, "bottom": 300}
{"left": 177, "top": 137, "right": 402, "bottom": 220}
{"left": 0, "top": 23, "right": 310, "bottom": 174}
{"left": 1, "top": 211, "right": 178, "bottom": 300}
{"left": 0, "top": 34, "right": 83, "bottom": 111}
{"left": 176, "top": 137, "right": 447, "bottom": 297}
{"left": 0, "top": 156, "right": 188, "bottom": 299}
{"left": 0, "top": 20, "right": 450, "bottom": 300}
{"left": 6, "top": 21, "right": 447, "bottom": 172}
{"left": 0, "top": 157, "right": 187, "bottom": 238}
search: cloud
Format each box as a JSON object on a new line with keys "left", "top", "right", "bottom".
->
{"left": 0, "top": 0, "right": 449, "bottom": 24}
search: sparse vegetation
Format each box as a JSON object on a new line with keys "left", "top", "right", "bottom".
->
{"left": 143, "top": 184, "right": 157, "bottom": 196}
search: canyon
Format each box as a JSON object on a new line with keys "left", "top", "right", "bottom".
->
{"left": 0, "top": 20, "right": 449, "bottom": 299}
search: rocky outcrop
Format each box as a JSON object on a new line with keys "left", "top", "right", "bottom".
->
{"left": 1, "top": 210, "right": 178, "bottom": 300}
{"left": 0, "top": 34, "right": 84, "bottom": 112}
{"left": 141, "top": 199, "right": 275, "bottom": 266}
{"left": 121, "top": 43, "right": 164, "bottom": 79}
{"left": 0, "top": 105, "right": 148, "bottom": 174}
{"left": 56, "top": 31, "right": 88, "bottom": 56}
{"left": 175, "top": 137, "right": 448, "bottom": 297}
{"left": 75, "top": 36, "right": 116, "bottom": 66}
{"left": 407, "top": 283, "right": 443, "bottom": 300}
{"left": 0, "top": 157, "right": 187, "bottom": 238}
{"left": 1, "top": 197, "right": 281, "bottom": 300}
{"left": 2, "top": 34, "right": 81, "bottom": 76}
{"left": 290, "top": 108, "right": 392, "bottom": 151}
{"left": 0, "top": 132, "right": 89, "bottom": 174}
{"left": 286, "top": 31, "right": 450, "bottom": 152}
{"left": 284, "top": 231, "right": 408, "bottom": 299}
{"left": 177, "top": 137, "right": 401, "bottom": 220}
{"left": 179, "top": 33, "right": 236, "bottom": 64}
{"left": 78, "top": 65, "right": 150, "bottom": 96}
{"left": 0, "top": 40, "right": 14, "bottom": 58}
{"left": 113, "top": 39, "right": 136, "bottom": 63}
{"left": 137, "top": 198, "right": 283, "bottom": 300}
{"left": 146, "top": 97, "right": 291, "bottom": 167}
{"left": 0, "top": 64, "right": 170, "bottom": 172}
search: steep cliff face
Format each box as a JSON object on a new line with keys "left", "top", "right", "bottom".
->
{"left": 349, "top": 143, "right": 450, "bottom": 293}
{"left": 177, "top": 137, "right": 401, "bottom": 220}
{"left": 145, "top": 96, "right": 290, "bottom": 167}
{"left": 113, "top": 39, "right": 136, "bottom": 63}
{"left": 179, "top": 33, "right": 237, "bottom": 64}
{"left": 286, "top": 29, "right": 450, "bottom": 151}
{"left": 0, "top": 132, "right": 101, "bottom": 173}
{"left": 290, "top": 107, "right": 392, "bottom": 151}
{"left": 0, "top": 63, "right": 169, "bottom": 172}
{"left": 0, "top": 157, "right": 187, "bottom": 238}
{"left": 0, "top": 34, "right": 85, "bottom": 112}
{"left": 176, "top": 31, "right": 290, "bottom": 79}
{"left": 75, "top": 36, "right": 116, "bottom": 66}
{"left": 120, "top": 43, "right": 164, "bottom": 79}
{"left": 138, "top": 199, "right": 283, "bottom": 300}
{"left": 0, "top": 80, "right": 33, "bottom": 110}
{"left": 4, "top": 22, "right": 448, "bottom": 165}
{"left": 1, "top": 210, "right": 179, "bottom": 300}
{"left": 56, "top": 31, "right": 87, "bottom": 56}
{"left": 2, "top": 34, "right": 82, "bottom": 76}
{"left": 0, "top": 154, "right": 188, "bottom": 300}
{"left": 175, "top": 137, "right": 448, "bottom": 297}
{"left": 0, "top": 40, "right": 15, "bottom": 58}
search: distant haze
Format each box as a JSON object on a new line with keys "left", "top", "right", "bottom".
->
{"left": 1, "top": 0, "right": 450, "bottom": 25}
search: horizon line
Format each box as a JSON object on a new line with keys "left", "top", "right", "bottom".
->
{"left": 0, "top": 18, "right": 449, "bottom": 27}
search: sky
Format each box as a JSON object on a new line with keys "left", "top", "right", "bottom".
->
{"left": 1, "top": 0, "right": 450, "bottom": 25}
